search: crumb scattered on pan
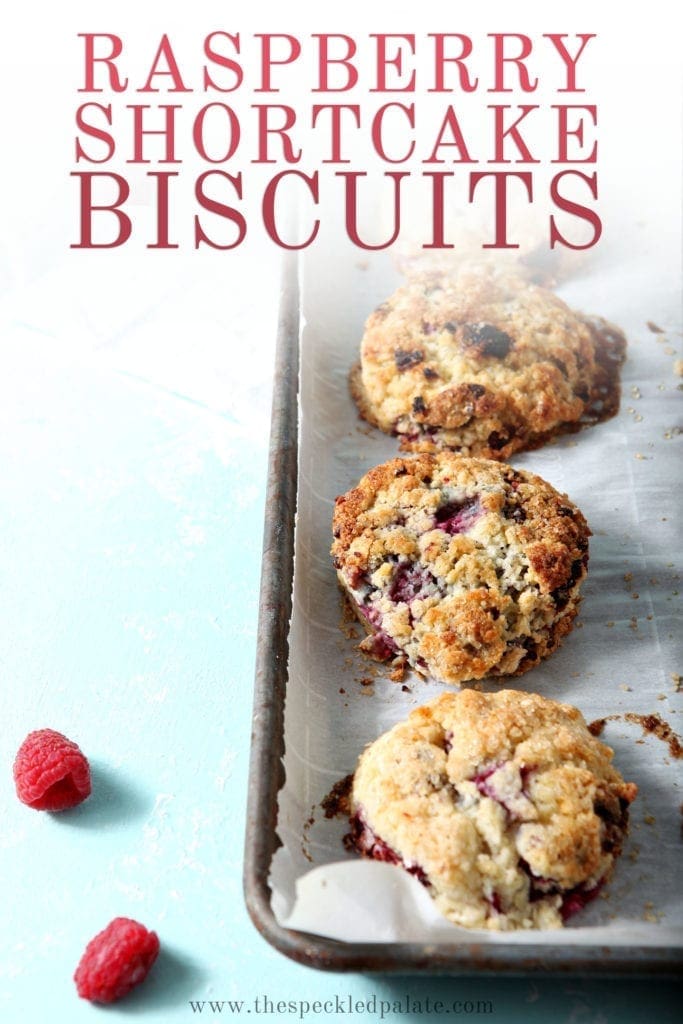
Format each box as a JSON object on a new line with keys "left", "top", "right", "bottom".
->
{"left": 588, "top": 718, "right": 607, "bottom": 736}
{"left": 647, "top": 321, "right": 665, "bottom": 334}
{"left": 301, "top": 805, "right": 316, "bottom": 863}
{"left": 630, "top": 385, "right": 642, "bottom": 399}
{"left": 619, "top": 684, "right": 633, "bottom": 692}
{"left": 674, "top": 359, "right": 683, "bottom": 377}
{"left": 643, "top": 902, "right": 664, "bottom": 923}
{"left": 629, "top": 617, "right": 638, "bottom": 630}
{"left": 672, "top": 673, "right": 682, "bottom": 692}
{"left": 663, "top": 346, "right": 676, "bottom": 356}
{"left": 643, "top": 814, "right": 656, "bottom": 826}
{"left": 401, "top": 684, "right": 412, "bottom": 693}
{"left": 321, "top": 774, "right": 354, "bottom": 819}
{"left": 389, "top": 663, "right": 406, "bottom": 683}
{"left": 359, "top": 676, "right": 373, "bottom": 687}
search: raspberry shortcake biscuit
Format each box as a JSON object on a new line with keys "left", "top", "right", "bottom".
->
{"left": 352, "top": 262, "right": 626, "bottom": 459}
{"left": 349, "top": 690, "right": 637, "bottom": 931}
{"left": 332, "top": 453, "right": 589, "bottom": 685}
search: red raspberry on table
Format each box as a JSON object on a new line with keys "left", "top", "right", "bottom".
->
{"left": 74, "top": 917, "right": 160, "bottom": 1003}
{"left": 13, "top": 729, "right": 91, "bottom": 811}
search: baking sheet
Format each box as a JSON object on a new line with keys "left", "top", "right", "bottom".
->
{"left": 269, "top": 219, "right": 683, "bottom": 951}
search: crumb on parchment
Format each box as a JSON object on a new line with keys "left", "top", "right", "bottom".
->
{"left": 643, "top": 902, "right": 664, "bottom": 923}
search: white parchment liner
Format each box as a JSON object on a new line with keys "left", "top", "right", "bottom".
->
{"left": 269, "top": 225, "right": 683, "bottom": 948}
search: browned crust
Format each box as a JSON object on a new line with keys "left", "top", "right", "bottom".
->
{"left": 332, "top": 454, "right": 590, "bottom": 686}
{"left": 350, "top": 266, "right": 627, "bottom": 460}
{"left": 349, "top": 361, "right": 382, "bottom": 430}
{"left": 350, "top": 689, "right": 637, "bottom": 930}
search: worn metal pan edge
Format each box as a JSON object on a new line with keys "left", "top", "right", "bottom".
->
{"left": 242, "top": 252, "right": 682, "bottom": 977}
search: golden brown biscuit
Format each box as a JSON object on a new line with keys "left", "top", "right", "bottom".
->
{"left": 353, "top": 263, "right": 626, "bottom": 459}
{"left": 332, "top": 453, "right": 590, "bottom": 685}
{"left": 349, "top": 690, "right": 637, "bottom": 931}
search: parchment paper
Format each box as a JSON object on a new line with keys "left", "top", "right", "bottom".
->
{"left": 269, "top": 217, "right": 683, "bottom": 948}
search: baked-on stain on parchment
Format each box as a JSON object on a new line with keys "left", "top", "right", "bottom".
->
{"left": 321, "top": 774, "right": 354, "bottom": 820}
{"left": 588, "top": 712, "right": 682, "bottom": 760}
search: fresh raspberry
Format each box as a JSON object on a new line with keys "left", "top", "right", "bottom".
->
{"left": 13, "top": 729, "right": 91, "bottom": 811}
{"left": 74, "top": 917, "right": 160, "bottom": 1003}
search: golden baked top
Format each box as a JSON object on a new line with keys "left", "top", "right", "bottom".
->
{"left": 350, "top": 689, "right": 637, "bottom": 931}
{"left": 353, "top": 263, "right": 626, "bottom": 459}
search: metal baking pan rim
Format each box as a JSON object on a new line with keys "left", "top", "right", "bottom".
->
{"left": 242, "top": 251, "right": 683, "bottom": 977}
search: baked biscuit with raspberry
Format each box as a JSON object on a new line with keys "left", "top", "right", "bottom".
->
{"left": 332, "top": 453, "right": 589, "bottom": 685}
{"left": 349, "top": 689, "right": 637, "bottom": 931}
{"left": 352, "top": 263, "right": 625, "bottom": 459}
